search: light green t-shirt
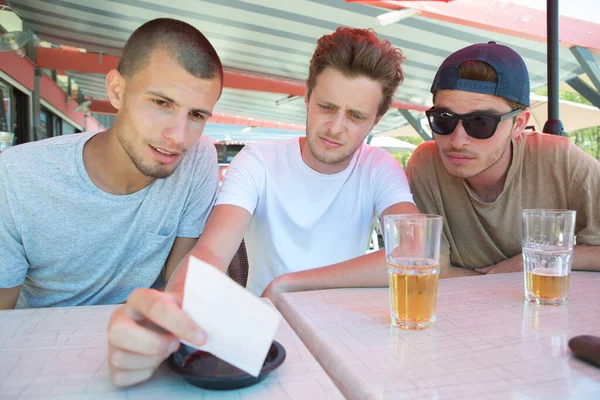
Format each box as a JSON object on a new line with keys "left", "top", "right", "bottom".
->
{"left": 406, "top": 132, "right": 600, "bottom": 270}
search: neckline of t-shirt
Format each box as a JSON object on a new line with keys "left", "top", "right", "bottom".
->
{"left": 75, "top": 132, "right": 152, "bottom": 201}
{"left": 292, "top": 137, "right": 360, "bottom": 180}
{"left": 462, "top": 138, "right": 523, "bottom": 205}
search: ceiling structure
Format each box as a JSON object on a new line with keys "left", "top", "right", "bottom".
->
{"left": 5, "top": 0, "right": 600, "bottom": 141}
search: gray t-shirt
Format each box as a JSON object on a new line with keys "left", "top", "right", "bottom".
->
{"left": 0, "top": 132, "right": 218, "bottom": 308}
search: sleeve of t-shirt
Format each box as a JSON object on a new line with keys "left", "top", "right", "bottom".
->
{"left": 372, "top": 149, "right": 415, "bottom": 216}
{"left": 405, "top": 147, "right": 451, "bottom": 256}
{"left": 0, "top": 157, "right": 29, "bottom": 288}
{"left": 214, "top": 144, "right": 264, "bottom": 215}
{"left": 567, "top": 142, "right": 600, "bottom": 246}
{"left": 176, "top": 137, "right": 220, "bottom": 238}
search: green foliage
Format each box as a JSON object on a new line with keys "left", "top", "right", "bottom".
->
{"left": 389, "top": 136, "right": 424, "bottom": 169}
{"left": 392, "top": 151, "right": 412, "bottom": 170}
{"left": 533, "top": 87, "right": 599, "bottom": 160}
{"left": 394, "top": 136, "right": 424, "bottom": 146}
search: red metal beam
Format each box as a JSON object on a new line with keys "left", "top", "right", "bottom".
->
{"left": 393, "top": 100, "right": 428, "bottom": 112}
{"left": 35, "top": 47, "right": 310, "bottom": 96}
{"left": 36, "top": 47, "right": 120, "bottom": 74}
{"left": 350, "top": 0, "right": 600, "bottom": 53}
{"left": 0, "top": 50, "right": 104, "bottom": 130}
{"left": 224, "top": 71, "right": 305, "bottom": 97}
{"left": 89, "top": 100, "right": 117, "bottom": 114}
{"left": 89, "top": 100, "right": 306, "bottom": 131}
{"left": 36, "top": 47, "right": 427, "bottom": 111}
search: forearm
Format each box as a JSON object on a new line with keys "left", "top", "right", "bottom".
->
{"left": 277, "top": 201, "right": 422, "bottom": 291}
{"left": 165, "top": 244, "right": 228, "bottom": 295}
{"left": 440, "top": 264, "right": 482, "bottom": 278}
{"left": 440, "top": 253, "right": 482, "bottom": 278}
{"left": 277, "top": 249, "right": 388, "bottom": 293}
{"left": 0, "top": 285, "right": 21, "bottom": 310}
{"left": 572, "top": 245, "right": 600, "bottom": 271}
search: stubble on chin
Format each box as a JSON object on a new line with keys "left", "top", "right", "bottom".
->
{"left": 117, "top": 134, "right": 178, "bottom": 179}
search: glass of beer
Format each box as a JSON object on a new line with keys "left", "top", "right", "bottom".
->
{"left": 383, "top": 214, "right": 443, "bottom": 330}
{"left": 522, "top": 209, "right": 576, "bottom": 305}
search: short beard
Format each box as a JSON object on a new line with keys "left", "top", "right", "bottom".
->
{"left": 118, "top": 134, "right": 177, "bottom": 179}
{"left": 481, "top": 133, "right": 512, "bottom": 173}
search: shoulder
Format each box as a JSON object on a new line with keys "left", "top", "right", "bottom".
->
{"left": 360, "top": 143, "right": 393, "bottom": 160}
{"left": 181, "top": 135, "right": 217, "bottom": 168}
{"left": 193, "top": 134, "right": 217, "bottom": 156}
{"left": 521, "top": 132, "right": 596, "bottom": 166}
{"left": 521, "top": 131, "right": 570, "bottom": 153}
{"left": 521, "top": 132, "right": 600, "bottom": 179}
{"left": 355, "top": 143, "right": 402, "bottom": 166}
{"left": 245, "top": 138, "right": 295, "bottom": 156}
{"left": 236, "top": 138, "right": 298, "bottom": 166}
{"left": 405, "top": 141, "right": 439, "bottom": 180}
{"left": 410, "top": 140, "right": 438, "bottom": 162}
{"left": 1, "top": 133, "right": 89, "bottom": 170}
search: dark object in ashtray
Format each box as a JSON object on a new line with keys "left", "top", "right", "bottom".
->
{"left": 568, "top": 335, "right": 600, "bottom": 368}
{"left": 169, "top": 341, "right": 286, "bottom": 390}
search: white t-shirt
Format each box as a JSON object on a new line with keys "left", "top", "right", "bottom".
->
{"left": 215, "top": 138, "right": 414, "bottom": 295}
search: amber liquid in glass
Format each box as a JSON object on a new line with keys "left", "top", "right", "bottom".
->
{"left": 526, "top": 269, "right": 570, "bottom": 302}
{"left": 388, "top": 259, "right": 439, "bottom": 330}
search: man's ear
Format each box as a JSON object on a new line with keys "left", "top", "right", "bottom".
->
{"left": 106, "top": 69, "right": 126, "bottom": 111}
{"left": 513, "top": 109, "right": 531, "bottom": 138}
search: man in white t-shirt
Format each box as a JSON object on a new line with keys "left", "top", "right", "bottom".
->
{"left": 107, "top": 27, "right": 419, "bottom": 386}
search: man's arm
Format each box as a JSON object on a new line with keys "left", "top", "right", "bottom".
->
{"left": 475, "top": 245, "right": 600, "bottom": 275}
{"left": 107, "top": 204, "right": 252, "bottom": 387}
{"left": 166, "top": 204, "right": 252, "bottom": 294}
{"left": 163, "top": 237, "right": 198, "bottom": 284}
{"left": 0, "top": 286, "right": 21, "bottom": 310}
{"left": 571, "top": 245, "right": 600, "bottom": 271}
{"left": 261, "top": 202, "right": 420, "bottom": 301}
{"left": 440, "top": 254, "right": 482, "bottom": 278}
{"left": 0, "top": 160, "right": 28, "bottom": 310}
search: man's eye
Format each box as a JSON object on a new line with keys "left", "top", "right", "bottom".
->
{"left": 351, "top": 113, "right": 364, "bottom": 120}
{"left": 319, "top": 104, "right": 331, "bottom": 111}
{"left": 191, "top": 112, "right": 205, "bottom": 121}
{"left": 153, "top": 99, "right": 168, "bottom": 107}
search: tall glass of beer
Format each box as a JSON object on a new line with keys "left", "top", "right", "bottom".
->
{"left": 522, "top": 209, "right": 576, "bottom": 305}
{"left": 383, "top": 214, "right": 443, "bottom": 330}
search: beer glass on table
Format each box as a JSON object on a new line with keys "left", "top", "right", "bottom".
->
{"left": 522, "top": 209, "right": 576, "bottom": 305}
{"left": 383, "top": 214, "right": 443, "bottom": 330}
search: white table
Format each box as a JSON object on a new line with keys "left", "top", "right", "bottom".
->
{"left": 277, "top": 272, "right": 600, "bottom": 400}
{"left": 0, "top": 303, "right": 343, "bottom": 400}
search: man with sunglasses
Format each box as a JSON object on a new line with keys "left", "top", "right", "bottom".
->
{"left": 406, "top": 42, "right": 600, "bottom": 277}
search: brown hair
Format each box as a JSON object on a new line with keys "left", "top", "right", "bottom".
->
{"left": 433, "top": 61, "right": 527, "bottom": 111}
{"left": 306, "top": 27, "right": 405, "bottom": 117}
{"left": 118, "top": 18, "right": 223, "bottom": 90}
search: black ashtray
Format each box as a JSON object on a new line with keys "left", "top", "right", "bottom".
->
{"left": 168, "top": 341, "right": 286, "bottom": 390}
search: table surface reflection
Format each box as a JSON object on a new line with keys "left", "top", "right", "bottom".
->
{"left": 0, "top": 301, "right": 343, "bottom": 400}
{"left": 278, "top": 272, "right": 600, "bottom": 400}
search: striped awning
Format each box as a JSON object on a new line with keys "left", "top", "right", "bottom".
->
{"left": 7, "top": 0, "right": 597, "bottom": 139}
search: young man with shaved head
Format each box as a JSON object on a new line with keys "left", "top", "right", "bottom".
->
{"left": 0, "top": 18, "right": 223, "bottom": 309}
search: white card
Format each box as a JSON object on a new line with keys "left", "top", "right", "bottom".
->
{"left": 181, "top": 256, "right": 281, "bottom": 377}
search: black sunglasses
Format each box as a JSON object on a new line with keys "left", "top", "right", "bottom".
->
{"left": 425, "top": 108, "right": 522, "bottom": 140}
